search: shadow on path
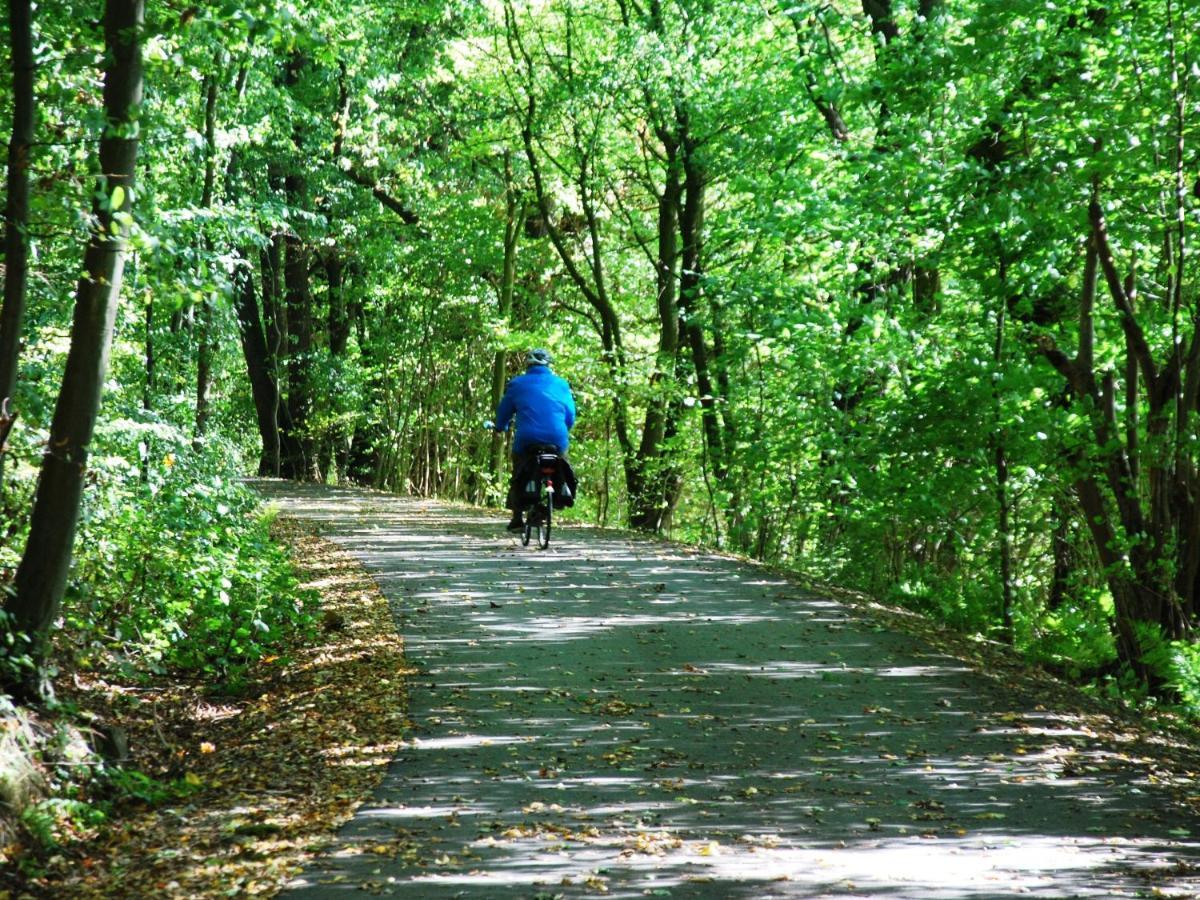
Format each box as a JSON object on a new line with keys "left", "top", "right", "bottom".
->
{"left": 257, "top": 481, "right": 1200, "bottom": 899}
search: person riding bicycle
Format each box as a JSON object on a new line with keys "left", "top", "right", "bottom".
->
{"left": 494, "top": 349, "right": 576, "bottom": 531}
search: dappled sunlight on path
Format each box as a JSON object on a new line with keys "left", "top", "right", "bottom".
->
{"left": 257, "top": 482, "right": 1200, "bottom": 898}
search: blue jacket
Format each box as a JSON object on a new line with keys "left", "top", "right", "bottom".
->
{"left": 495, "top": 365, "right": 576, "bottom": 454}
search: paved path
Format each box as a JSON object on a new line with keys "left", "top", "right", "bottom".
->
{"left": 258, "top": 482, "right": 1200, "bottom": 898}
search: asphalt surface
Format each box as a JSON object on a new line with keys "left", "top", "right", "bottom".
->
{"left": 256, "top": 481, "right": 1200, "bottom": 899}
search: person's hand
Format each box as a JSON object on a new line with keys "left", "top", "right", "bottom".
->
{"left": 483, "top": 420, "right": 496, "bottom": 431}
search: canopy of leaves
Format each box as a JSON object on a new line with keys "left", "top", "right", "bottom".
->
{"left": 2, "top": 0, "right": 1198, "bottom": 700}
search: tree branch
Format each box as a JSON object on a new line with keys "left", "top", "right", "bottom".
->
{"left": 1089, "top": 191, "right": 1156, "bottom": 391}
{"left": 1101, "top": 369, "right": 1145, "bottom": 534}
{"left": 1035, "top": 333, "right": 1090, "bottom": 398}
{"left": 342, "top": 166, "right": 420, "bottom": 226}
{"left": 1077, "top": 233, "right": 1097, "bottom": 389}
{"left": 786, "top": 13, "right": 849, "bottom": 143}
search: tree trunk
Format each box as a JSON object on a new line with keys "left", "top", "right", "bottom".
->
{"left": 323, "top": 253, "right": 350, "bottom": 481}
{"left": 628, "top": 141, "right": 684, "bottom": 532}
{"left": 194, "top": 73, "right": 219, "bottom": 439}
{"left": 994, "top": 437, "right": 1014, "bottom": 641}
{"left": 678, "top": 136, "right": 725, "bottom": 484}
{"left": 142, "top": 265, "right": 153, "bottom": 413}
{"left": 490, "top": 168, "right": 523, "bottom": 502}
{"left": 256, "top": 230, "right": 300, "bottom": 473}
{"left": 1048, "top": 509, "right": 1074, "bottom": 611}
{"left": 281, "top": 226, "right": 316, "bottom": 479}
{"left": 4, "top": 0, "right": 143, "bottom": 698}
{"left": 260, "top": 232, "right": 285, "bottom": 371}
{"left": 279, "top": 52, "right": 318, "bottom": 481}
{"left": 346, "top": 297, "right": 382, "bottom": 483}
{"left": 1037, "top": 197, "right": 1186, "bottom": 687}
{"left": 0, "top": 0, "right": 35, "bottom": 492}
{"left": 326, "top": 254, "right": 350, "bottom": 356}
{"left": 233, "top": 258, "right": 281, "bottom": 475}
{"left": 992, "top": 258, "right": 1014, "bottom": 643}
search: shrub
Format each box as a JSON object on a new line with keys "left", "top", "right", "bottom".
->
{"left": 1138, "top": 622, "right": 1200, "bottom": 713}
{"left": 61, "top": 420, "right": 316, "bottom": 680}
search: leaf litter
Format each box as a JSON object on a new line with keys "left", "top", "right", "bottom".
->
{"left": 4, "top": 518, "right": 412, "bottom": 898}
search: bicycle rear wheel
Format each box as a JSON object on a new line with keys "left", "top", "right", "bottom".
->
{"left": 538, "top": 500, "right": 551, "bottom": 549}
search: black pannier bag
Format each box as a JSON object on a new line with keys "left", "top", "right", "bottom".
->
{"left": 519, "top": 451, "right": 578, "bottom": 509}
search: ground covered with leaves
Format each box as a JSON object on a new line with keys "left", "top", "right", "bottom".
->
{"left": 2, "top": 519, "right": 410, "bottom": 898}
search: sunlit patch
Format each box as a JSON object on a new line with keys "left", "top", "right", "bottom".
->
{"left": 481, "top": 612, "right": 779, "bottom": 642}
{"left": 408, "top": 733, "right": 530, "bottom": 750}
{"left": 350, "top": 804, "right": 469, "bottom": 821}
{"left": 372, "top": 834, "right": 1200, "bottom": 896}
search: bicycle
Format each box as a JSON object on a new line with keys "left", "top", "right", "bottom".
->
{"left": 483, "top": 422, "right": 564, "bottom": 550}
{"left": 519, "top": 446, "right": 560, "bottom": 550}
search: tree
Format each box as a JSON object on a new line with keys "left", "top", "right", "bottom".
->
{"left": 4, "top": 0, "right": 144, "bottom": 699}
{"left": 3, "top": 0, "right": 1188, "bottom": 701}
{"left": 0, "top": 0, "right": 35, "bottom": 486}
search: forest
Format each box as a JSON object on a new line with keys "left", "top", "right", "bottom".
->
{"left": 1, "top": 0, "right": 1199, "bottom": 875}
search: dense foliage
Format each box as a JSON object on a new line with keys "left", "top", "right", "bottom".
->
{"left": 2, "top": 418, "right": 314, "bottom": 685}
{"left": 1, "top": 0, "right": 1198, "bottom": 703}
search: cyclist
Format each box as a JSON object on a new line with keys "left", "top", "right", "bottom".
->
{"left": 493, "top": 349, "right": 576, "bottom": 531}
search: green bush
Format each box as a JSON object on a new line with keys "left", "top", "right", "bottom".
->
{"left": 61, "top": 420, "right": 316, "bottom": 679}
{"left": 1138, "top": 622, "right": 1200, "bottom": 713}
{"left": 1023, "top": 597, "right": 1118, "bottom": 679}
{"left": 102, "top": 767, "right": 200, "bottom": 807}
{"left": 1164, "top": 642, "right": 1200, "bottom": 712}
{"left": 20, "top": 797, "right": 107, "bottom": 850}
